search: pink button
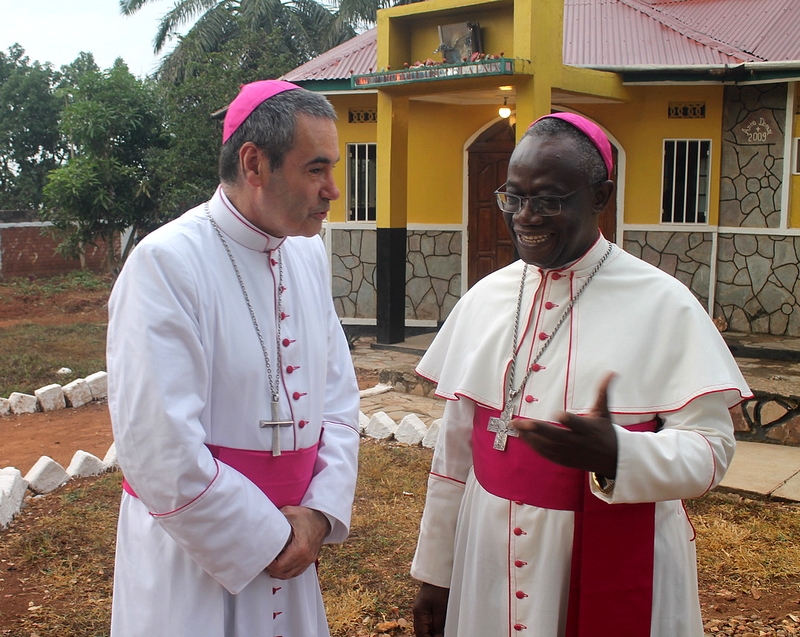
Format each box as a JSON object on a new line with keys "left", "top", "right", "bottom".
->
{"left": 514, "top": 623, "right": 527, "bottom": 631}
{"left": 552, "top": 272, "right": 562, "bottom": 280}
{"left": 299, "top": 420, "right": 307, "bottom": 429}
{"left": 514, "top": 500, "right": 524, "bottom": 506}
{"left": 270, "top": 258, "right": 278, "bottom": 266}
{"left": 516, "top": 591, "right": 528, "bottom": 599}
{"left": 538, "top": 332, "right": 548, "bottom": 340}
{"left": 292, "top": 392, "right": 306, "bottom": 400}
{"left": 272, "top": 587, "right": 281, "bottom": 594}
{"left": 531, "top": 363, "right": 542, "bottom": 372}
{"left": 280, "top": 312, "right": 289, "bottom": 320}
{"left": 513, "top": 527, "right": 526, "bottom": 536}
{"left": 524, "top": 395, "right": 537, "bottom": 403}
{"left": 286, "top": 366, "right": 296, "bottom": 373}
{"left": 282, "top": 338, "right": 294, "bottom": 347}
{"left": 514, "top": 560, "right": 527, "bottom": 567}
{"left": 544, "top": 301, "right": 557, "bottom": 310}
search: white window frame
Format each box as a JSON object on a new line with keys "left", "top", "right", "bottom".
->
{"left": 661, "top": 139, "right": 711, "bottom": 224}
{"left": 346, "top": 143, "right": 377, "bottom": 222}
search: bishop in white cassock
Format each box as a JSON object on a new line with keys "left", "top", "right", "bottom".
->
{"left": 108, "top": 82, "right": 360, "bottom": 637}
{"left": 411, "top": 114, "right": 751, "bottom": 637}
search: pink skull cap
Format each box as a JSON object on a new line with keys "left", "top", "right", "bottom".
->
{"left": 528, "top": 112, "right": 614, "bottom": 178}
{"left": 222, "top": 80, "right": 301, "bottom": 144}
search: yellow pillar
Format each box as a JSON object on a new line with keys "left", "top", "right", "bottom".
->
{"left": 376, "top": 91, "right": 409, "bottom": 229}
{"left": 512, "top": 0, "right": 564, "bottom": 140}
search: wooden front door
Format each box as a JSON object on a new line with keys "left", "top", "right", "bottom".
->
{"left": 467, "top": 121, "right": 516, "bottom": 287}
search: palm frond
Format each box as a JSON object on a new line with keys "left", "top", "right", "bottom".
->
{"left": 238, "top": 0, "right": 286, "bottom": 31}
{"left": 152, "top": 0, "right": 226, "bottom": 52}
{"left": 119, "top": 0, "right": 157, "bottom": 16}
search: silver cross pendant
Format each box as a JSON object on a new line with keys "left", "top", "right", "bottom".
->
{"left": 259, "top": 401, "right": 293, "bottom": 456}
{"left": 487, "top": 404, "right": 519, "bottom": 451}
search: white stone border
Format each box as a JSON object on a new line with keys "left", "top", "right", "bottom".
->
{"left": 0, "top": 382, "right": 439, "bottom": 529}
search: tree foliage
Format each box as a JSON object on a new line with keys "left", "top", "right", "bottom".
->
{"left": 151, "top": 27, "right": 298, "bottom": 215}
{"left": 121, "top": 0, "right": 357, "bottom": 83}
{"left": 42, "top": 56, "right": 166, "bottom": 275}
{"left": 0, "top": 45, "right": 64, "bottom": 210}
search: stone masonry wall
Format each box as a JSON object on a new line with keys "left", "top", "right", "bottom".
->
{"left": 715, "top": 234, "right": 800, "bottom": 335}
{"left": 720, "top": 83, "right": 786, "bottom": 228}
{"left": 623, "top": 230, "right": 713, "bottom": 308}
{"left": 330, "top": 227, "right": 462, "bottom": 324}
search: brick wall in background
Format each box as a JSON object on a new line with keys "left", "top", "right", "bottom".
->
{"left": 0, "top": 212, "right": 114, "bottom": 279}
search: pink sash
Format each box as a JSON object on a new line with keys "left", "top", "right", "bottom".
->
{"left": 473, "top": 406, "right": 657, "bottom": 637}
{"left": 122, "top": 442, "right": 319, "bottom": 509}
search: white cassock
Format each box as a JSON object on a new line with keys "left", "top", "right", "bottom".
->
{"left": 107, "top": 187, "right": 360, "bottom": 637}
{"left": 411, "top": 236, "right": 752, "bottom": 637}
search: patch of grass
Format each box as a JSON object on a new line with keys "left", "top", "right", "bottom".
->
{"left": 1, "top": 473, "right": 119, "bottom": 637}
{"left": 687, "top": 491, "right": 800, "bottom": 591}
{"left": 2, "top": 444, "right": 800, "bottom": 636}
{"left": 0, "top": 323, "right": 107, "bottom": 396}
{"left": 3, "top": 271, "right": 109, "bottom": 298}
{"left": 320, "top": 440, "right": 431, "bottom": 635}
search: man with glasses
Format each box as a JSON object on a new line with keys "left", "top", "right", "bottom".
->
{"left": 411, "top": 112, "right": 751, "bottom": 637}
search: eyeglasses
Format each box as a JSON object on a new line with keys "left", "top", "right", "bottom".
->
{"left": 494, "top": 181, "right": 602, "bottom": 216}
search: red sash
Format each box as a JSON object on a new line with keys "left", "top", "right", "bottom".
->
{"left": 122, "top": 442, "right": 319, "bottom": 509}
{"left": 472, "top": 406, "right": 657, "bottom": 637}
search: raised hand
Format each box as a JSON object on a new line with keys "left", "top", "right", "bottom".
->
{"left": 512, "top": 372, "right": 618, "bottom": 477}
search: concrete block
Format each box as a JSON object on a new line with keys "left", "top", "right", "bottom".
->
{"left": 9, "top": 392, "right": 38, "bottom": 414}
{"left": 0, "top": 398, "right": 10, "bottom": 416}
{"left": 0, "top": 468, "right": 28, "bottom": 528}
{"left": 103, "top": 442, "right": 119, "bottom": 470}
{"left": 24, "top": 456, "right": 69, "bottom": 494}
{"left": 62, "top": 378, "right": 92, "bottom": 408}
{"left": 85, "top": 371, "right": 108, "bottom": 400}
{"left": 365, "top": 411, "right": 397, "bottom": 440}
{"left": 359, "top": 383, "right": 393, "bottom": 398}
{"left": 67, "top": 450, "right": 106, "bottom": 477}
{"left": 720, "top": 441, "right": 800, "bottom": 496}
{"left": 395, "top": 413, "right": 428, "bottom": 446}
{"left": 358, "top": 411, "right": 370, "bottom": 436}
{"left": 422, "top": 418, "right": 442, "bottom": 449}
{"left": 35, "top": 383, "right": 66, "bottom": 412}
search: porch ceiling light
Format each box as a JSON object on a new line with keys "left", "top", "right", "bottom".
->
{"left": 499, "top": 97, "right": 511, "bottom": 119}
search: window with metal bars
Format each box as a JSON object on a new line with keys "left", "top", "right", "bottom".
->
{"left": 661, "top": 139, "right": 710, "bottom": 224}
{"left": 347, "top": 143, "right": 376, "bottom": 222}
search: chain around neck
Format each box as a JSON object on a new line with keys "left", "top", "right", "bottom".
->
{"left": 506, "top": 242, "right": 613, "bottom": 405}
{"left": 205, "top": 203, "right": 283, "bottom": 403}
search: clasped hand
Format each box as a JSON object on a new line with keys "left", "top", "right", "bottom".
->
{"left": 266, "top": 505, "right": 330, "bottom": 580}
{"left": 511, "top": 372, "right": 619, "bottom": 478}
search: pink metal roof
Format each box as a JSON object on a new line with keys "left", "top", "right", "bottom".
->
{"left": 565, "top": 0, "right": 760, "bottom": 65}
{"left": 281, "top": 28, "right": 377, "bottom": 81}
{"left": 282, "top": 1, "right": 800, "bottom": 82}
{"left": 645, "top": 0, "right": 800, "bottom": 62}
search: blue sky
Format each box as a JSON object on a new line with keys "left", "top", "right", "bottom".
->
{"left": 0, "top": 1, "right": 183, "bottom": 77}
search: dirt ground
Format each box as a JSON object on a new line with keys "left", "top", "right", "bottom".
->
{"left": 0, "top": 281, "right": 112, "bottom": 475}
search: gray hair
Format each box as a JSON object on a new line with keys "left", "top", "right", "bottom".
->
{"left": 219, "top": 88, "right": 337, "bottom": 183}
{"left": 522, "top": 117, "right": 608, "bottom": 182}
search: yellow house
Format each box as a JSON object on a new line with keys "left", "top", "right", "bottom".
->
{"left": 283, "top": 0, "right": 800, "bottom": 343}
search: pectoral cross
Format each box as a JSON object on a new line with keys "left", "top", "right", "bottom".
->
{"left": 487, "top": 405, "right": 519, "bottom": 451}
{"left": 259, "top": 401, "right": 293, "bottom": 456}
